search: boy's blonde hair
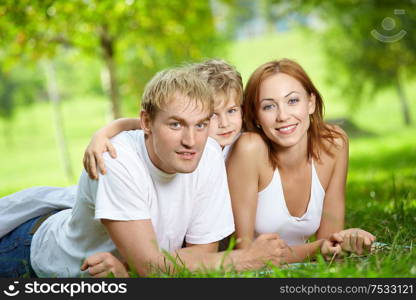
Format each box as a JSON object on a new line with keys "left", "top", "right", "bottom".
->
{"left": 141, "top": 67, "right": 214, "bottom": 120}
{"left": 191, "top": 59, "right": 243, "bottom": 107}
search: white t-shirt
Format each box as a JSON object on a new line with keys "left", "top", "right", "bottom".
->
{"left": 30, "top": 130, "right": 234, "bottom": 277}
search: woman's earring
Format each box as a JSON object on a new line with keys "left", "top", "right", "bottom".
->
{"left": 256, "top": 123, "right": 262, "bottom": 129}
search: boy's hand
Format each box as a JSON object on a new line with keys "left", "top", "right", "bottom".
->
{"left": 83, "top": 132, "right": 117, "bottom": 180}
{"left": 81, "top": 252, "right": 129, "bottom": 278}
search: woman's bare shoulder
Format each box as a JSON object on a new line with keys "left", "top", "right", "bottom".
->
{"left": 227, "top": 132, "right": 270, "bottom": 179}
{"left": 227, "top": 132, "right": 269, "bottom": 165}
{"left": 234, "top": 132, "right": 268, "bottom": 153}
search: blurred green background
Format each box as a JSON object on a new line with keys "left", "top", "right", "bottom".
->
{"left": 0, "top": 0, "right": 415, "bottom": 266}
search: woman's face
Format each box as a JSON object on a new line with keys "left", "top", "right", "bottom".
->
{"left": 257, "top": 73, "right": 315, "bottom": 149}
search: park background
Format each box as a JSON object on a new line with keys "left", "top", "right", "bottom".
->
{"left": 0, "top": 0, "right": 415, "bottom": 277}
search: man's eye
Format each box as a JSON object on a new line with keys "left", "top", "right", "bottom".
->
{"left": 196, "top": 122, "right": 208, "bottom": 129}
{"left": 169, "top": 122, "right": 181, "bottom": 129}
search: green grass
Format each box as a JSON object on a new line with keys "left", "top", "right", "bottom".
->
{"left": 1, "top": 30, "right": 415, "bottom": 277}
{"left": 144, "top": 249, "right": 416, "bottom": 278}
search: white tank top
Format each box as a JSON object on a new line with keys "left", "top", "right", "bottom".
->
{"left": 255, "top": 161, "right": 325, "bottom": 246}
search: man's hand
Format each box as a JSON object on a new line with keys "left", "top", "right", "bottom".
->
{"left": 81, "top": 252, "right": 129, "bottom": 278}
{"left": 238, "top": 233, "right": 288, "bottom": 270}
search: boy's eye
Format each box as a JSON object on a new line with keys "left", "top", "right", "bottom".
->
{"left": 169, "top": 122, "right": 181, "bottom": 129}
{"left": 288, "top": 98, "right": 299, "bottom": 104}
{"left": 228, "top": 107, "right": 239, "bottom": 114}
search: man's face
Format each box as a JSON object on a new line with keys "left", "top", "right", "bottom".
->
{"left": 142, "top": 95, "right": 211, "bottom": 174}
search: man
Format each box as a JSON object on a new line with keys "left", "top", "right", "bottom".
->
{"left": 0, "top": 66, "right": 286, "bottom": 277}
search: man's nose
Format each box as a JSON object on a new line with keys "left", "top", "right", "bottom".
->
{"left": 182, "top": 128, "right": 196, "bottom": 148}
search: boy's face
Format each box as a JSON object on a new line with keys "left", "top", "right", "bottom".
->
{"left": 142, "top": 94, "right": 211, "bottom": 174}
{"left": 208, "top": 90, "right": 242, "bottom": 148}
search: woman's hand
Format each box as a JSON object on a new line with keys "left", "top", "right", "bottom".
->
{"left": 81, "top": 252, "right": 129, "bottom": 278}
{"left": 336, "top": 228, "right": 376, "bottom": 255}
{"left": 83, "top": 132, "right": 117, "bottom": 180}
{"left": 320, "top": 233, "right": 344, "bottom": 261}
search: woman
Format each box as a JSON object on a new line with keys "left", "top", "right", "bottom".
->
{"left": 226, "top": 59, "right": 374, "bottom": 263}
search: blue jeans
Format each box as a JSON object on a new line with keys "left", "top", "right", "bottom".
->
{"left": 0, "top": 212, "right": 57, "bottom": 278}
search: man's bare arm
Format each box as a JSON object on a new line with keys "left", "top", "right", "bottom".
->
{"left": 102, "top": 219, "right": 288, "bottom": 276}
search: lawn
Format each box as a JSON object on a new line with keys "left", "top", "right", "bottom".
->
{"left": 0, "top": 30, "right": 415, "bottom": 277}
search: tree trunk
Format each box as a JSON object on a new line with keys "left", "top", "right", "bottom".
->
{"left": 43, "top": 60, "right": 74, "bottom": 182}
{"left": 395, "top": 73, "right": 412, "bottom": 126}
{"left": 99, "top": 25, "right": 121, "bottom": 119}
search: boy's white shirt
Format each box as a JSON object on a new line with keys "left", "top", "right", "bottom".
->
{"left": 29, "top": 130, "right": 234, "bottom": 277}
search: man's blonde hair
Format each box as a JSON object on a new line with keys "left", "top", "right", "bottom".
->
{"left": 142, "top": 67, "right": 214, "bottom": 120}
{"left": 191, "top": 59, "right": 243, "bottom": 107}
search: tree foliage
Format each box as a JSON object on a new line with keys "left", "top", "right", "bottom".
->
{"left": 298, "top": 0, "right": 416, "bottom": 125}
{"left": 0, "top": 0, "right": 222, "bottom": 118}
{"left": 0, "top": 66, "right": 43, "bottom": 121}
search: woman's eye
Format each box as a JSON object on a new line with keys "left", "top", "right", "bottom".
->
{"left": 288, "top": 98, "right": 299, "bottom": 104}
{"left": 228, "top": 108, "right": 238, "bottom": 114}
{"left": 262, "top": 104, "right": 276, "bottom": 111}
